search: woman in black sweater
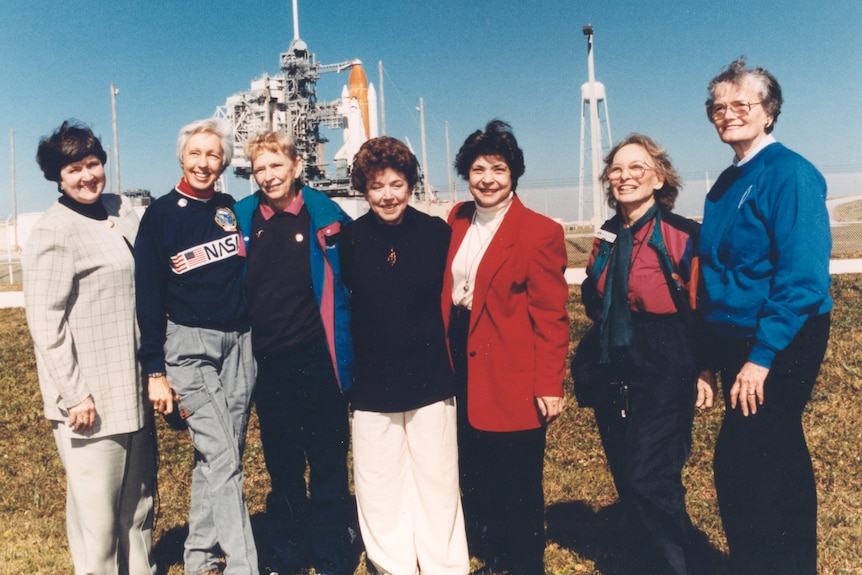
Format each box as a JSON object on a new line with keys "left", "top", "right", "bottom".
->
{"left": 340, "top": 137, "right": 469, "bottom": 575}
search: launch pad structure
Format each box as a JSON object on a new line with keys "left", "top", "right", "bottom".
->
{"left": 215, "top": 1, "right": 378, "bottom": 197}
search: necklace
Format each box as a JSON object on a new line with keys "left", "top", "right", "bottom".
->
{"left": 387, "top": 246, "right": 397, "bottom": 266}
{"left": 462, "top": 212, "right": 503, "bottom": 292}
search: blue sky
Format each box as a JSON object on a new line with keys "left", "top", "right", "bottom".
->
{"left": 1, "top": 0, "right": 860, "bottom": 221}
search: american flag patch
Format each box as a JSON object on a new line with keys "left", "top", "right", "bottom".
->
{"left": 170, "top": 234, "right": 241, "bottom": 274}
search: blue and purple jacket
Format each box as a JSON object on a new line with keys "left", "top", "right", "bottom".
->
{"left": 235, "top": 187, "right": 355, "bottom": 392}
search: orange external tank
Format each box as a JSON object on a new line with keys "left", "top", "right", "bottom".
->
{"left": 348, "top": 64, "right": 370, "bottom": 139}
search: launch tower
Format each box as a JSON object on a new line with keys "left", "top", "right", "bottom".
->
{"left": 215, "top": 1, "right": 377, "bottom": 196}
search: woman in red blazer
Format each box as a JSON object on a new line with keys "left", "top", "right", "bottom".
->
{"left": 443, "top": 120, "right": 570, "bottom": 575}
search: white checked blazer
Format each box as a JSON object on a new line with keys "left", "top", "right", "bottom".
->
{"left": 23, "top": 194, "right": 145, "bottom": 438}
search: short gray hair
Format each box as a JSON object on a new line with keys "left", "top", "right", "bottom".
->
{"left": 176, "top": 118, "right": 234, "bottom": 169}
{"left": 705, "top": 57, "right": 783, "bottom": 134}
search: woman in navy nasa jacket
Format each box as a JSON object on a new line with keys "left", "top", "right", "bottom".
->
{"left": 135, "top": 118, "right": 259, "bottom": 575}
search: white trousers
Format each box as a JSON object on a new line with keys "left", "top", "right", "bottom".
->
{"left": 353, "top": 398, "right": 469, "bottom": 575}
{"left": 52, "top": 422, "right": 156, "bottom": 575}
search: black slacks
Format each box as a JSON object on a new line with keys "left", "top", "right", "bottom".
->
{"left": 449, "top": 305, "right": 548, "bottom": 575}
{"left": 593, "top": 313, "right": 699, "bottom": 575}
{"left": 254, "top": 337, "right": 357, "bottom": 575}
{"left": 712, "top": 313, "right": 830, "bottom": 575}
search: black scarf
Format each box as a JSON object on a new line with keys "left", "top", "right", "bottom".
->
{"left": 600, "top": 203, "right": 658, "bottom": 364}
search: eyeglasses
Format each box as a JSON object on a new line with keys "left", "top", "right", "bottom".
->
{"left": 607, "top": 163, "right": 655, "bottom": 181}
{"left": 708, "top": 101, "right": 762, "bottom": 120}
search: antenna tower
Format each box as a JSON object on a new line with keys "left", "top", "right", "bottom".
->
{"left": 578, "top": 25, "right": 612, "bottom": 229}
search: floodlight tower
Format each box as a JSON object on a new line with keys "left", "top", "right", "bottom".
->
{"left": 578, "top": 25, "right": 612, "bottom": 230}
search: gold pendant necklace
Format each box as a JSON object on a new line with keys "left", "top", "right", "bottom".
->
{"left": 387, "top": 246, "right": 397, "bottom": 267}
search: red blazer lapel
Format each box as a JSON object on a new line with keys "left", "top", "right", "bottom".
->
{"left": 470, "top": 196, "right": 525, "bottom": 332}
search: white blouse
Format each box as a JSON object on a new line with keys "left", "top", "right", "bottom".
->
{"left": 450, "top": 192, "right": 514, "bottom": 309}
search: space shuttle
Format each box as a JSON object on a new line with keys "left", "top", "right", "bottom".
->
{"left": 334, "top": 64, "right": 379, "bottom": 172}
{"left": 215, "top": 0, "right": 382, "bottom": 199}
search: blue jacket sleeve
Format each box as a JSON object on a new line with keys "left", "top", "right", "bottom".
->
{"left": 749, "top": 159, "right": 832, "bottom": 367}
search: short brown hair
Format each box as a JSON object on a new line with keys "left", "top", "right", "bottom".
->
{"left": 351, "top": 137, "right": 419, "bottom": 195}
{"left": 36, "top": 120, "right": 107, "bottom": 185}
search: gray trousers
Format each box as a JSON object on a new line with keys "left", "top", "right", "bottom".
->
{"left": 52, "top": 422, "right": 156, "bottom": 575}
{"left": 165, "top": 322, "right": 258, "bottom": 575}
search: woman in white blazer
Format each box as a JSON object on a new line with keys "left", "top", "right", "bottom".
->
{"left": 23, "top": 121, "right": 156, "bottom": 575}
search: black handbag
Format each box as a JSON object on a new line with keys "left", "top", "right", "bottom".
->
{"left": 570, "top": 324, "right": 616, "bottom": 408}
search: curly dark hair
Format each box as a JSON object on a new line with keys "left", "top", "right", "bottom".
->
{"left": 705, "top": 57, "right": 783, "bottom": 134}
{"left": 454, "top": 120, "right": 525, "bottom": 191}
{"left": 600, "top": 133, "right": 682, "bottom": 211}
{"left": 351, "top": 137, "right": 419, "bottom": 195}
{"left": 36, "top": 120, "right": 107, "bottom": 185}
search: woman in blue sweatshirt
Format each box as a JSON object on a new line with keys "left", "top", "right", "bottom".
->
{"left": 699, "top": 58, "right": 832, "bottom": 575}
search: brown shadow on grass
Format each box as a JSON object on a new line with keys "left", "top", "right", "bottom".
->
{"left": 546, "top": 500, "right": 727, "bottom": 575}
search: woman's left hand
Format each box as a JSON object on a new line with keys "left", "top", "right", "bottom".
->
{"left": 536, "top": 395, "right": 566, "bottom": 423}
{"left": 67, "top": 395, "right": 96, "bottom": 432}
{"left": 149, "top": 375, "right": 176, "bottom": 415}
{"left": 730, "top": 361, "right": 769, "bottom": 416}
{"left": 696, "top": 370, "right": 717, "bottom": 410}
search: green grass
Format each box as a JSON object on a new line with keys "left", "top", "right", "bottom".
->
{"left": 566, "top": 235, "right": 594, "bottom": 268}
{"left": 0, "top": 261, "right": 22, "bottom": 291}
{"left": 831, "top": 225, "right": 862, "bottom": 260}
{"left": 2, "top": 277, "right": 862, "bottom": 574}
{"left": 833, "top": 199, "right": 862, "bottom": 223}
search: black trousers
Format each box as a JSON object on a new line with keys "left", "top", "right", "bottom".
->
{"left": 593, "top": 313, "right": 699, "bottom": 575}
{"left": 449, "top": 306, "right": 548, "bottom": 575}
{"left": 712, "top": 313, "right": 830, "bottom": 575}
{"left": 254, "top": 337, "right": 357, "bottom": 575}
{"left": 458, "top": 422, "right": 547, "bottom": 575}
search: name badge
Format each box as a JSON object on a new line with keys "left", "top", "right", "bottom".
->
{"left": 595, "top": 229, "right": 617, "bottom": 243}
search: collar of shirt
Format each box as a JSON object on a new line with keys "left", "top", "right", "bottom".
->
{"left": 733, "top": 134, "right": 777, "bottom": 167}
{"left": 259, "top": 189, "right": 305, "bottom": 220}
{"left": 176, "top": 177, "right": 215, "bottom": 200}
